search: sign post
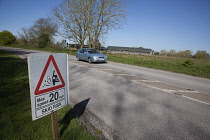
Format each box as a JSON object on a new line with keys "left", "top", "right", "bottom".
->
{"left": 28, "top": 53, "right": 69, "bottom": 139}
{"left": 51, "top": 111, "right": 60, "bottom": 140}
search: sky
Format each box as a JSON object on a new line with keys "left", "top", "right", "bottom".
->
{"left": 0, "top": 0, "right": 210, "bottom": 54}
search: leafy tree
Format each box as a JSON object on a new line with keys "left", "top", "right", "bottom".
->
{"left": 194, "top": 50, "right": 209, "bottom": 59}
{"left": 38, "top": 33, "right": 50, "bottom": 48}
{"left": 177, "top": 50, "right": 192, "bottom": 58}
{"left": 160, "top": 49, "right": 168, "bottom": 56}
{"left": 168, "top": 50, "right": 176, "bottom": 57}
{"left": 183, "top": 50, "right": 193, "bottom": 58}
{"left": 28, "top": 18, "right": 58, "bottom": 47}
{"left": 154, "top": 51, "right": 159, "bottom": 55}
{"left": 0, "top": 30, "right": 16, "bottom": 45}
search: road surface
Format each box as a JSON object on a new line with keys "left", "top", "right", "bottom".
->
{"left": 1, "top": 46, "right": 210, "bottom": 140}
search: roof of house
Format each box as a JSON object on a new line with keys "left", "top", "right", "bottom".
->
{"left": 107, "top": 46, "right": 153, "bottom": 53}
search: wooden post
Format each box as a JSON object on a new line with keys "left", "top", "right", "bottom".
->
{"left": 51, "top": 111, "right": 60, "bottom": 140}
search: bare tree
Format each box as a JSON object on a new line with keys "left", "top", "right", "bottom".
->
{"left": 52, "top": 0, "right": 126, "bottom": 49}
{"left": 17, "top": 27, "right": 30, "bottom": 45}
{"left": 88, "top": 0, "right": 126, "bottom": 49}
{"left": 87, "top": 38, "right": 102, "bottom": 50}
{"left": 52, "top": 0, "right": 89, "bottom": 48}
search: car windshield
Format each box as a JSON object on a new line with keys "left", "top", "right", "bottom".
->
{"left": 87, "top": 49, "right": 100, "bottom": 54}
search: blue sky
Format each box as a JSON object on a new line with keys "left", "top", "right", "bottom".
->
{"left": 0, "top": 0, "right": 209, "bottom": 54}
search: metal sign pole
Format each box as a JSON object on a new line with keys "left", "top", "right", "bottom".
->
{"left": 51, "top": 111, "right": 60, "bottom": 140}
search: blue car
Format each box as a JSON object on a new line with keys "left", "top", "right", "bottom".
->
{"left": 76, "top": 48, "right": 107, "bottom": 63}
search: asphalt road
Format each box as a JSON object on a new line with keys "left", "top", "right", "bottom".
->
{"left": 1, "top": 47, "right": 210, "bottom": 140}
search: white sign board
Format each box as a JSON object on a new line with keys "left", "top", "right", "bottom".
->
{"left": 28, "top": 53, "right": 69, "bottom": 120}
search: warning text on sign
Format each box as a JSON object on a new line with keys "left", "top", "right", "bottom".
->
{"left": 35, "top": 88, "right": 66, "bottom": 118}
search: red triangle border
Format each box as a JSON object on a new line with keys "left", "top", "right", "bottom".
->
{"left": 34, "top": 55, "right": 65, "bottom": 95}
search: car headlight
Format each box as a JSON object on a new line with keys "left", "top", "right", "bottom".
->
{"left": 93, "top": 56, "right": 97, "bottom": 59}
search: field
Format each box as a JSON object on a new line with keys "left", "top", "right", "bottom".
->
{"left": 0, "top": 49, "right": 97, "bottom": 140}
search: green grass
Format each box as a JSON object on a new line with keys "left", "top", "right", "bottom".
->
{"left": 104, "top": 53, "right": 210, "bottom": 78}
{"left": 0, "top": 49, "right": 97, "bottom": 140}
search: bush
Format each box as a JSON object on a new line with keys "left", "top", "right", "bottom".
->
{"left": 0, "top": 30, "right": 16, "bottom": 45}
{"left": 38, "top": 33, "right": 50, "bottom": 48}
{"left": 182, "top": 59, "right": 194, "bottom": 67}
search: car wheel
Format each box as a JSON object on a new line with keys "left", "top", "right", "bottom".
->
{"left": 76, "top": 56, "right": 80, "bottom": 61}
{"left": 88, "top": 58, "right": 92, "bottom": 64}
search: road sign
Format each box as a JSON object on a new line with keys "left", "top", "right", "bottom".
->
{"left": 34, "top": 55, "right": 65, "bottom": 95}
{"left": 28, "top": 53, "right": 69, "bottom": 120}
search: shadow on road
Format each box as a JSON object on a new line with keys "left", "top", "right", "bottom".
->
{"left": 0, "top": 47, "right": 36, "bottom": 62}
{"left": 59, "top": 98, "right": 90, "bottom": 136}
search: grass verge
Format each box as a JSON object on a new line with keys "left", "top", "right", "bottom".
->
{"left": 104, "top": 53, "right": 210, "bottom": 78}
{"left": 0, "top": 49, "right": 97, "bottom": 140}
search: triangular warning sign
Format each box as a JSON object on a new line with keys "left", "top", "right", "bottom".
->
{"left": 34, "top": 55, "right": 65, "bottom": 95}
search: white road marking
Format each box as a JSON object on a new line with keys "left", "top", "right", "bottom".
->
{"left": 70, "top": 61, "right": 210, "bottom": 106}
{"left": 182, "top": 95, "right": 210, "bottom": 106}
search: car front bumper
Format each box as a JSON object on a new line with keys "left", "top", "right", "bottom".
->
{"left": 92, "top": 57, "right": 107, "bottom": 62}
